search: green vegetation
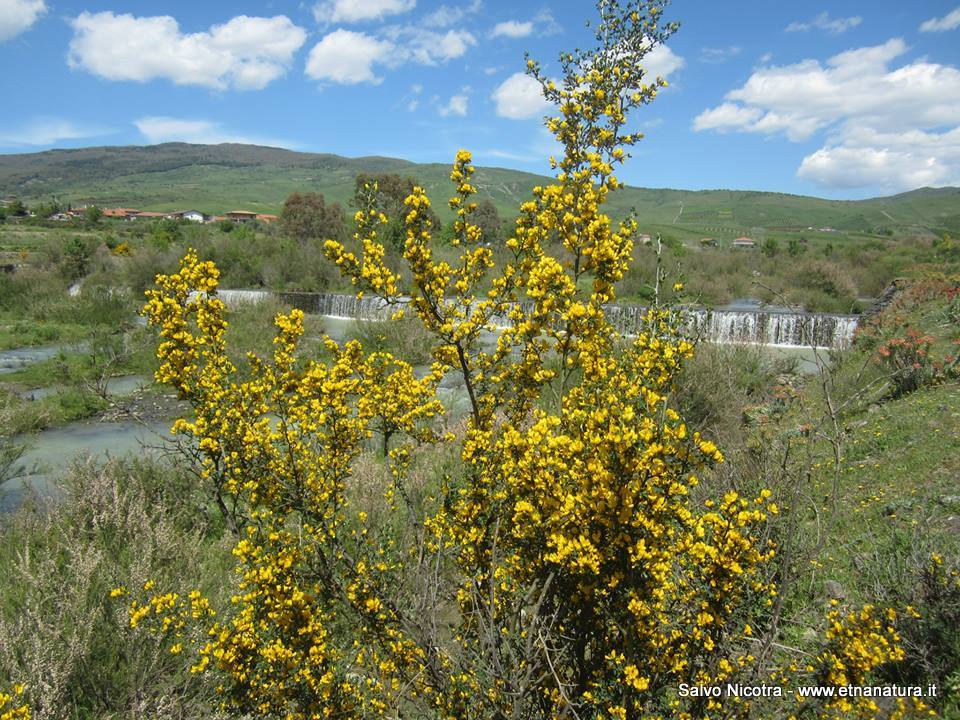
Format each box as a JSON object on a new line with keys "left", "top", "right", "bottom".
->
{"left": 3, "top": 143, "right": 959, "bottom": 235}
{"left": 0, "top": 458, "right": 232, "bottom": 718}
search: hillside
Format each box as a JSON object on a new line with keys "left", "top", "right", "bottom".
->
{"left": 1, "top": 143, "right": 958, "bottom": 235}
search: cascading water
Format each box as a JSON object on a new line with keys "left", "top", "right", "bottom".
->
{"left": 216, "top": 290, "right": 858, "bottom": 349}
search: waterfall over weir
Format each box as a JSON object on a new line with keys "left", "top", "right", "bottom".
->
{"left": 216, "top": 290, "right": 859, "bottom": 350}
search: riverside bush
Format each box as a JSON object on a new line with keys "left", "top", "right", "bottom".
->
{"left": 0, "top": 459, "right": 232, "bottom": 719}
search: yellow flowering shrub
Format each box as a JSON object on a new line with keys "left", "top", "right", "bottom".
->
{"left": 0, "top": 685, "right": 29, "bottom": 720}
{"left": 123, "top": 2, "right": 913, "bottom": 719}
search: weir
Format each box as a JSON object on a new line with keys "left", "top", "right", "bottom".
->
{"left": 216, "top": 289, "right": 859, "bottom": 350}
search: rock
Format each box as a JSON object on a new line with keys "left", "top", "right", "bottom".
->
{"left": 938, "top": 495, "right": 960, "bottom": 509}
{"left": 824, "top": 580, "right": 846, "bottom": 600}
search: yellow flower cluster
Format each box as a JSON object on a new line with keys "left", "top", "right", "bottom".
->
{"left": 807, "top": 604, "right": 923, "bottom": 719}
{"left": 0, "top": 685, "right": 29, "bottom": 720}
{"left": 136, "top": 247, "right": 449, "bottom": 716}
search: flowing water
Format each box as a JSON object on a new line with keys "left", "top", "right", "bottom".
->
{"left": 1, "top": 291, "right": 859, "bottom": 513}
{"left": 0, "top": 342, "right": 90, "bottom": 374}
{"left": 217, "top": 289, "right": 858, "bottom": 349}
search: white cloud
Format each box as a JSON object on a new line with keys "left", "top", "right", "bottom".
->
{"left": 920, "top": 7, "right": 960, "bottom": 32}
{"left": 700, "top": 46, "right": 741, "bottom": 64}
{"left": 422, "top": 0, "right": 482, "bottom": 28}
{"left": 692, "top": 103, "right": 763, "bottom": 133}
{"left": 0, "top": 117, "right": 107, "bottom": 146}
{"left": 439, "top": 93, "right": 468, "bottom": 117}
{"left": 489, "top": 9, "right": 559, "bottom": 40}
{"left": 693, "top": 38, "right": 960, "bottom": 190}
{"left": 643, "top": 43, "right": 685, "bottom": 79}
{"left": 305, "top": 29, "right": 394, "bottom": 84}
{"left": 0, "top": 0, "right": 45, "bottom": 42}
{"left": 313, "top": 0, "right": 415, "bottom": 24}
{"left": 67, "top": 12, "right": 306, "bottom": 90}
{"left": 135, "top": 116, "right": 294, "bottom": 147}
{"left": 491, "top": 20, "right": 533, "bottom": 39}
{"left": 492, "top": 72, "right": 551, "bottom": 119}
{"left": 786, "top": 12, "right": 862, "bottom": 34}
{"left": 382, "top": 26, "right": 476, "bottom": 65}
{"left": 798, "top": 127, "right": 960, "bottom": 190}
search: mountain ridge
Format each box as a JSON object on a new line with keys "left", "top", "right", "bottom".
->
{"left": 2, "top": 143, "right": 957, "bottom": 235}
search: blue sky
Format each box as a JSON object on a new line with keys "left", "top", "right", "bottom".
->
{"left": 1, "top": 0, "right": 959, "bottom": 199}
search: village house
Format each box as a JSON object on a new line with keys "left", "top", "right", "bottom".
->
{"left": 699, "top": 237, "right": 718, "bottom": 247}
{"left": 224, "top": 210, "right": 259, "bottom": 224}
{"left": 732, "top": 236, "right": 756, "bottom": 248}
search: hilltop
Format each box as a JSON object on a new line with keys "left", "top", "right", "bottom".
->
{"left": 1, "top": 142, "right": 958, "bottom": 237}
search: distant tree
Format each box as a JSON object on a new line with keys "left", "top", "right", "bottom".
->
{"left": 281, "top": 192, "right": 346, "bottom": 245}
{"left": 823, "top": 242, "right": 834, "bottom": 257}
{"left": 84, "top": 205, "right": 103, "bottom": 226}
{"left": 787, "top": 237, "right": 806, "bottom": 257}
{"left": 63, "top": 236, "right": 94, "bottom": 280}
{"left": 218, "top": 219, "right": 236, "bottom": 233}
{"left": 5, "top": 199, "right": 26, "bottom": 217}
{"left": 762, "top": 237, "right": 779, "bottom": 257}
{"left": 33, "top": 200, "right": 61, "bottom": 219}
{"left": 353, "top": 173, "right": 440, "bottom": 251}
{"left": 472, "top": 199, "right": 503, "bottom": 244}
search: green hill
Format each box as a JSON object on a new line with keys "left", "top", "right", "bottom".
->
{"left": 2, "top": 143, "right": 958, "bottom": 235}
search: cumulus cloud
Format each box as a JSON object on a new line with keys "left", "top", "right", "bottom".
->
{"left": 135, "top": 116, "right": 294, "bottom": 147}
{"left": 919, "top": 7, "right": 960, "bottom": 32}
{"left": 643, "top": 43, "right": 685, "bottom": 79}
{"left": 492, "top": 72, "right": 551, "bottom": 119}
{"left": 305, "top": 29, "right": 395, "bottom": 84}
{"left": 382, "top": 26, "right": 476, "bottom": 65}
{"left": 491, "top": 20, "right": 532, "bottom": 39}
{"left": 313, "top": 0, "right": 415, "bottom": 24}
{"left": 439, "top": 93, "right": 469, "bottom": 117}
{"left": 797, "top": 127, "right": 960, "bottom": 190}
{"left": 0, "top": 116, "right": 107, "bottom": 146}
{"left": 786, "top": 12, "right": 862, "bottom": 34}
{"left": 490, "top": 9, "right": 560, "bottom": 40}
{"left": 67, "top": 12, "right": 306, "bottom": 90}
{"left": 693, "top": 38, "right": 960, "bottom": 190}
{"left": 0, "top": 0, "right": 45, "bottom": 42}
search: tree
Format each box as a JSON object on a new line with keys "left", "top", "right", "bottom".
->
{"left": 472, "top": 198, "right": 503, "bottom": 244}
{"left": 5, "top": 199, "right": 26, "bottom": 217}
{"left": 762, "top": 237, "right": 779, "bottom": 257}
{"left": 83, "top": 205, "right": 103, "bottom": 226}
{"left": 126, "top": 3, "right": 910, "bottom": 719}
{"left": 63, "top": 236, "right": 94, "bottom": 280}
{"left": 353, "top": 173, "right": 440, "bottom": 251}
{"left": 280, "top": 191, "right": 346, "bottom": 245}
{"left": 788, "top": 236, "right": 806, "bottom": 256}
